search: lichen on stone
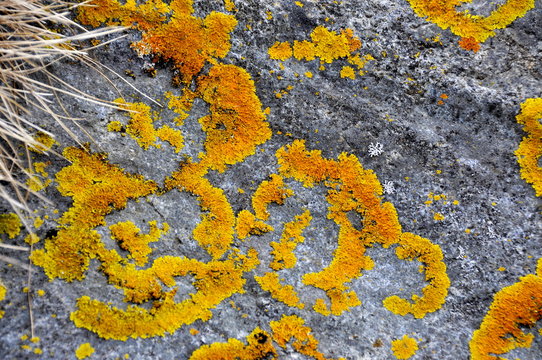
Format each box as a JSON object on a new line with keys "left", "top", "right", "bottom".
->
{"left": 469, "top": 257, "right": 542, "bottom": 360}
{"left": 406, "top": 0, "right": 536, "bottom": 51}
{"left": 391, "top": 335, "right": 419, "bottom": 360}
{"left": 514, "top": 98, "right": 542, "bottom": 197}
{"left": 383, "top": 232, "right": 450, "bottom": 318}
{"left": 0, "top": 213, "right": 22, "bottom": 239}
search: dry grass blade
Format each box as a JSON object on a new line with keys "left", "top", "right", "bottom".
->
{"left": 0, "top": 0, "right": 125, "bottom": 215}
{"left": 0, "top": 0, "right": 133, "bottom": 338}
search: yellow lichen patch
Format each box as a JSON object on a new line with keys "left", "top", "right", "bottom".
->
{"left": 114, "top": 98, "right": 184, "bottom": 152}
{"left": 165, "top": 89, "right": 195, "bottom": 126}
{"left": 189, "top": 328, "right": 276, "bottom": 359}
{"left": 33, "top": 216, "right": 43, "bottom": 229}
{"left": 26, "top": 175, "right": 51, "bottom": 192}
{"left": 347, "top": 53, "right": 375, "bottom": 74}
{"left": 107, "top": 121, "right": 123, "bottom": 132}
{"left": 156, "top": 126, "right": 184, "bottom": 153}
{"left": 78, "top": 0, "right": 237, "bottom": 82}
{"left": 30, "top": 147, "right": 158, "bottom": 281}
{"left": 0, "top": 280, "right": 6, "bottom": 319}
{"left": 236, "top": 210, "right": 273, "bottom": 240}
{"left": 391, "top": 335, "right": 419, "bottom": 359}
{"left": 252, "top": 174, "right": 293, "bottom": 221}
{"left": 269, "top": 25, "right": 366, "bottom": 69}
{"left": 24, "top": 233, "right": 40, "bottom": 245}
{"left": 305, "top": 26, "right": 361, "bottom": 63}
{"left": 406, "top": 0, "right": 535, "bottom": 49}
{"left": 270, "top": 315, "right": 344, "bottom": 360}
{"left": 383, "top": 232, "right": 450, "bottom": 319}
{"left": 268, "top": 41, "right": 293, "bottom": 61}
{"left": 109, "top": 221, "right": 169, "bottom": 266}
{"left": 223, "top": 0, "right": 236, "bottom": 12}
{"left": 340, "top": 66, "right": 356, "bottom": 80}
{"left": 75, "top": 343, "right": 95, "bottom": 359}
{"left": 29, "top": 132, "right": 56, "bottom": 153}
{"left": 469, "top": 272, "right": 542, "bottom": 360}
{"left": 514, "top": 98, "right": 542, "bottom": 196}
{"left": 26, "top": 161, "right": 52, "bottom": 192}
{"left": 196, "top": 64, "right": 272, "bottom": 172}
{"left": 0, "top": 213, "right": 22, "bottom": 239}
{"left": 255, "top": 272, "right": 305, "bottom": 309}
{"left": 269, "top": 209, "right": 311, "bottom": 270}
{"left": 71, "top": 250, "right": 259, "bottom": 340}
{"left": 433, "top": 212, "right": 445, "bottom": 221}
{"left": 276, "top": 140, "right": 403, "bottom": 315}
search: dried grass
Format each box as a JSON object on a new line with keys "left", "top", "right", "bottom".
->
{"left": 0, "top": 0, "right": 126, "bottom": 221}
{"left": 0, "top": 0, "right": 129, "bottom": 337}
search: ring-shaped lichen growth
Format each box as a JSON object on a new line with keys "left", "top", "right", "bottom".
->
{"left": 514, "top": 98, "right": 542, "bottom": 197}
{"left": 383, "top": 232, "right": 450, "bottom": 319}
{"left": 276, "top": 140, "right": 403, "bottom": 315}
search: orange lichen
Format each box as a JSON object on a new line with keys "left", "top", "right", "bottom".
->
{"left": 78, "top": 0, "right": 237, "bottom": 82}
{"left": 165, "top": 89, "right": 195, "bottom": 126}
{"left": 189, "top": 328, "right": 276, "bottom": 359}
{"left": 31, "top": 147, "right": 158, "bottom": 282}
{"left": 195, "top": 64, "right": 272, "bottom": 172}
{"left": 268, "top": 26, "right": 371, "bottom": 75}
{"left": 109, "top": 221, "right": 169, "bottom": 266}
{"left": 269, "top": 209, "right": 311, "bottom": 270}
{"left": 189, "top": 315, "right": 343, "bottom": 359}
{"left": 406, "top": 0, "right": 535, "bottom": 49}
{"left": 113, "top": 98, "right": 184, "bottom": 153}
{"left": 340, "top": 66, "right": 356, "bottom": 80}
{"left": 270, "top": 315, "right": 345, "bottom": 360}
{"left": 0, "top": 213, "right": 22, "bottom": 239}
{"left": 75, "top": 343, "right": 95, "bottom": 359}
{"left": 470, "top": 269, "right": 542, "bottom": 359}
{"left": 383, "top": 232, "right": 449, "bottom": 318}
{"left": 165, "top": 162, "right": 235, "bottom": 259}
{"left": 391, "top": 335, "right": 419, "bottom": 359}
{"left": 252, "top": 174, "right": 293, "bottom": 221}
{"left": 268, "top": 41, "right": 293, "bottom": 61}
{"left": 514, "top": 98, "right": 542, "bottom": 196}
{"left": 458, "top": 37, "right": 481, "bottom": 52}
{"left": 276, "top": 140, "right": 403, "bottom": 315}
{"left": 223, "top": 0, "right": 236, "bottom": 12}
{"left": 255, "top": 272, "right": 305, "bottom": 309}
{"left": 71, "top": 250, "right": 259, "bottom": 340}
{"left": 433, "top": 212, "right": 445, "bottom": 221}
{"left": 236, "top": 210, "right": 273, "bottom": 240}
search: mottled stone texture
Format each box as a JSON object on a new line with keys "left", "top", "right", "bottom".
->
{"left": 0, "top": 1, "right": 541, "bottom": 359}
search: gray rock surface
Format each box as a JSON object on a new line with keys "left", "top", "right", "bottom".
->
{"left": 0, "top": 1, "right": 541, "bottom": 359}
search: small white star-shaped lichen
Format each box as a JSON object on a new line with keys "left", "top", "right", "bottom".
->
{"left": 383, "top": 181, "right": 395, "bottom": 194}
{"left": 368, "top": 142, "right": 383, "bottom": 157}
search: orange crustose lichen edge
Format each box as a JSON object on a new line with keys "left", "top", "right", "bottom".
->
{"left": 406, "top": 0, "right": 535, "bottom": 51}
{"left": 514, "top": 98, "right": 542, "bottom": 197}
{"left": 469, "top": 258, "right": 542, "bottom": 360}
{"left": 275, "top": 140, "right": 449, "bottom": 316}
{"left": 189, "top": 314, "right": 345, "bottom": 360}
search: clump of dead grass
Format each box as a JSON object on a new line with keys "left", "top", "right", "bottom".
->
{"left": 0, "top": 0, "right": 127, "bottom": 337}
{"left": 0, "top": 0, "right": 125, "bottom": 222}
